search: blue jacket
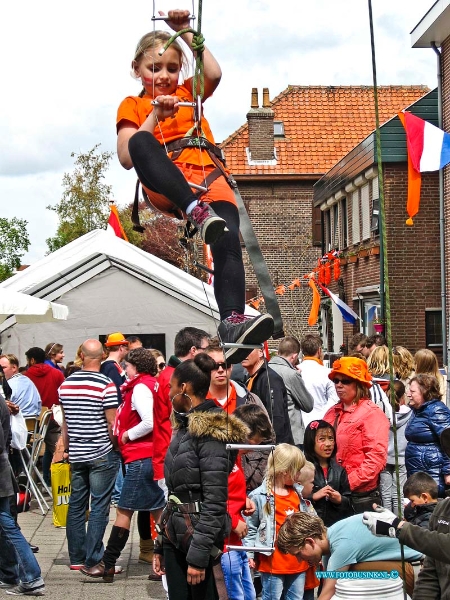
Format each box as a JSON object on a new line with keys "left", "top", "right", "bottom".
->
{"left": 405, "top": 398, "right": 450, "bottom": 496}
{"left": 243, "top": 479, "right": 316, "bottom": 558}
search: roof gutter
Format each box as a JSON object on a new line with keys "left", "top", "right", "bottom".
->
{"left": 431, "top": 41, "right": 449, "bottom": 389}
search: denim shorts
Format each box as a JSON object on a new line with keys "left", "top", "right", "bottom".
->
{"left": 118, "top": 458, "right": 165, "bottom": 511}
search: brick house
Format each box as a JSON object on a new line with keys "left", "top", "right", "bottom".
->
{"left": 220, "top": 85, "right": 430, "bottom": 344}
{"left": 411, "top": 4, "right": 450, "bottom": 368}
{"left": 314, "top": 89, "right": 441, "bottom": 359}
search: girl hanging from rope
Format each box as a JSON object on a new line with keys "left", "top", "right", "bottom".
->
{"left": 117, "top": 8, "right": 274, "bottom": 363}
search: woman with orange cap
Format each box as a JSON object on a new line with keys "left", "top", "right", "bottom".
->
{"left": 323, "top": 356, "right": 390, "bottom": 513}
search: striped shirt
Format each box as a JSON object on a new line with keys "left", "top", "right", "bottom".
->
{"left": 59, "top": 370, "right": 118, "bottom": 462}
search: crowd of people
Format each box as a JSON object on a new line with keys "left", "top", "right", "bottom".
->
{"left": 1, "top": 326, "right": 450, "bottom": 599}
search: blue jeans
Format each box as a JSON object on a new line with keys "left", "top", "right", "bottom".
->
{"left": 111, "top": 463, "right": 125, "bottom": 504}
{"left": 261, "top": 571, "right": 306, "bottom": 600}
{"left": 0, "top": 496, "right": 44, "bottom": 589}
{"left": 221, "top": 551, "right": 255, "bottom": 600}
{"left": 66, "top": 449, "right": 120, "bottom": 567}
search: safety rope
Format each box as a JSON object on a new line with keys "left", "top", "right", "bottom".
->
{"left": 368, "top": 2, "right": 407, "bottom": 598}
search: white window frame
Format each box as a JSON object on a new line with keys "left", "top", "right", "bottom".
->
{"left": 361, "top": 182, "right": 370, "bottom": 241}
{"left": 352, "top": 190, "right": 360, "bottom": 244}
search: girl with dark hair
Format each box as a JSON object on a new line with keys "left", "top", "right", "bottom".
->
{"left": 153, "top": 353, "right": 248, "bottom": 600}
{"left": 81, "top": 348, "right": 165, "bottom": 582}
{"left": 304, "top": 420, "right": 352, "bottom": 526}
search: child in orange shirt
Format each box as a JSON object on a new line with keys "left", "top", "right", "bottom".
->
{"left": 117, "top": 8, "right": 273, "bottom": 363}
{"left": 244, "top": 444, "right": 311, "bottom": 600}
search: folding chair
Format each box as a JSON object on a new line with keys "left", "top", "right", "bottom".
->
{"left": 20, "top": 411, "right": 53, "bottom": 514}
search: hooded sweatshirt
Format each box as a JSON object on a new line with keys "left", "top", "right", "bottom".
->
{"left": 24, "top": 363, "right": 64, "bottom": 408}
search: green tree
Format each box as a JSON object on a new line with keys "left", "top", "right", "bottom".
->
{"left": 46, "top": 144, "right": 113, "bottom": 252}
{"left": 0, "top": 217, "right": 30, "bottom": 282}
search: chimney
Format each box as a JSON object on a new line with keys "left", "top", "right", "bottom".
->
{"left": 246, "top": 87, "right": 275, "bottom": 162}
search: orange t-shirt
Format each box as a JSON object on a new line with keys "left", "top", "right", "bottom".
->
{"left": 116, "top": 80, "right": 215, "bottom": 167}
{"left": 207, "top": 385, "right": 237, "bottom": 414}
{"left": 258, "top": 488, "right": 309, "bottom": 575}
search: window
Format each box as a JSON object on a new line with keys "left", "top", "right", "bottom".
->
{"left": 425, "top": 310, "right": 443, "bottom": 347}
{"left": 352, "top": 190, "right": 360, "bottom": 244}
{"left": 274, "top": 121, "right": 285, "bottom": 137}
{"left": 324, "top": 210, "right": 331, "bottom": 251}
{"left": 371, "top": 177, "right": 380, "bottom": 233}
{"left": 363, "top": 300, "right": 381, "bottom": 335}
{"left": 340, "top": 197, "right": 348, "bottom": 248}
{"left": 361, "top": 183, "right": 370, "bottom": 240}
{"left": 329, "top": 204, "right": 338, "bottom": 249}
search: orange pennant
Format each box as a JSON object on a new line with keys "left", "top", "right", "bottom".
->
{"left": 308, "top": 279, "right": 321, "bottom": 326}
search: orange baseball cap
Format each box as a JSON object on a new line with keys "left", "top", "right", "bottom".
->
{"left": 105, "top": 332, "right": 129, "bottom": 347}
{"left": 328, "top": 356, "right": 372, "bottom": 387}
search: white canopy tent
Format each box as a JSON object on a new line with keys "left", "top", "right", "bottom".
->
{"left": 0, "top": 230, "right": 228, "bottom": 362}
{"left": 0, "top": 289, "right": 68, "bottom": 324}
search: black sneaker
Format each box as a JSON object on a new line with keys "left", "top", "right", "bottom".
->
{"left": 189, "top": 202, "right": 228, "bottom": 245}
{"left": 6, "top": 585, "right": 45, "bottom": 596}
{"left": 218, "top": 313, "right": 274, "bottom": 364}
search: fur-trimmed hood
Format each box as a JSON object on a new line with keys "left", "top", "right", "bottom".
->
{"left": 173, "top": 399, "right": 249, "bottom": 443}
{"left": 188, "top": 409, "right": 249, "bottom": 443}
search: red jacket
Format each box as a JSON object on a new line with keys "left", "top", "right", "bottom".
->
{"left": 24, "top": 363, "right": 64, "bottom": 408}
{"left": 323, "top": 398, "right": 389, "bottom": 492}
{"left": 224, "top": 456, "right": 248, "bottom": 551}
{"left": 116, "top": 374, "right": 156, "bottom": 464}
{"left": 152, "top": 365, "right": 174, "bottom": 480}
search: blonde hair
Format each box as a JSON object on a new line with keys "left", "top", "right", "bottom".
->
{"left": 298, "top": 461, "right": 315, "bottom": 485}
{"left": 132, "top": 30, "right": 189, "bottom": 95}
{"left": 265, "top": 444, "right": 305, "bottom": 514}
{"left": 414, "top": 349, "right": 440, "bottom": 378}
{"left": 367, "top": 345, "right": 389, "bottom": 376}
{"left": 393, "top": 346, "right": 415, "bottom": 380}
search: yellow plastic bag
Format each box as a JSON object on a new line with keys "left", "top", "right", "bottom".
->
{"left": 50, "top": 461, "right": 71, "bottom": 527}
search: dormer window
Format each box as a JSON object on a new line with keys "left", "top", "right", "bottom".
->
{"left": 274, "top": 121, "right": 285, "bottom": 137}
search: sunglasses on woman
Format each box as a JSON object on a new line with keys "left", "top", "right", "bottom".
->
{"left": 333, "top": 377, "right": 353, "bottom": 385}
{"left": 158, "top": 362, "right": 166, "bottom": 370}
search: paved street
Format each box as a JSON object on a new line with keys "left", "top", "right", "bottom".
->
{"left": 16, "top": 500, "right": 167, "bottom": 599}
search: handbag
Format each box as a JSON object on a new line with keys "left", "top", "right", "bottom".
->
{"left": 350, "top": 488, "right": 381, "bottom": 514}
{"left": 10, "top": 411, "right": 28, "bottom": 450}
{"left": 50, "top": 461, "right": 71, "bottom": 527}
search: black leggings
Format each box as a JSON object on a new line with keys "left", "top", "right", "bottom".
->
{"left": 128, "top": 131, "right": 245, "bottom": 319}
{"left": 163, "top": 541, "right": 218, "bottom": 600}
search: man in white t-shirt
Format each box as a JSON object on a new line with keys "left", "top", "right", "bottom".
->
{"left": 298, "top": 335, "right": 339, "bottom": 427}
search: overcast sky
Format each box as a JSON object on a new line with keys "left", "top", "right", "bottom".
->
{"left": 1, "top": 0, "right": 438, "bottom": 264}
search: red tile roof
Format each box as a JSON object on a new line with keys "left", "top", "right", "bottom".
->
{"left": 220, "top": 85, "right": 429, "bottom": 176}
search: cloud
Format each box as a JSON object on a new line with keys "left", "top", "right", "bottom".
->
{"left": 0, "top": 0, "right": 438, "bottom": 265}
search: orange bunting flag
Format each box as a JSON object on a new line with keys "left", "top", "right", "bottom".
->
{"left": 308, "top": 279, "right": 321, "bottom": 326}
{"left": 275, "top": 285, "right": 286, "bottom": 296}
{"left": 249, "top": 298, "right": 262, "bottom": 310}
{"left": 288, "top": 278, "right": 301, "bottom": 290}
{"left": 107, "top": 204, "right": 129, "bottom": 241}
{"left": 324, "top": 262, "right": 331, "bottom": 285}
{"left": 318, "top": 264, "right": 326, "bottom": 286}
{"left": 333, "top": 259, "right": 340, "bottom": 281}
